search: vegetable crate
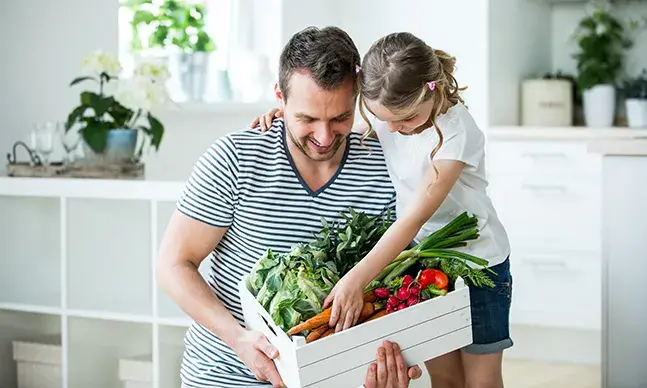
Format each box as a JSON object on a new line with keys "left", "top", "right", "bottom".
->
{"left": 239, "top": 275, "right": 472, "bottom": 388}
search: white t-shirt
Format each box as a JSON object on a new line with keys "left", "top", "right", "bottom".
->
{"left": 369, "top": 102, "right": 511, "bottom": 268}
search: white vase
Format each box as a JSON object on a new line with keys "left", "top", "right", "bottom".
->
{"left": 583, "top": 84, "right": 616, "bottom": 128}
{"left": 626, "top": 99, "right": 647, "bottom": 128}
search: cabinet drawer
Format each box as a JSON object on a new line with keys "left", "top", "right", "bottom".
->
{"left": 509, "top": 251, "right": 601, "bottom": 330}
{"left": 485, "top": 140, "right": 601, "bottom": 177}
{"left": 488, "top": 173, "right": 601, "bottom": 253}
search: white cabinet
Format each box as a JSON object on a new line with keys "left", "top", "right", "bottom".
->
{"left": 486, "top": 138, "right": 603, "bottom": 331}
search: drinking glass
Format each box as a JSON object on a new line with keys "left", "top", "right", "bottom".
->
{"left": 59, "top": 122, "right": 81, "bottom": 165}
{"left": 30, "top": 122, "right": 55, "bottom": 166}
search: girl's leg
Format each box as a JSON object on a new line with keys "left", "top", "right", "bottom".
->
{"left": 461, "top": 351, "right": 504, "bottom": 388}
{"left": 460, "top": 257, "right": 514, "bottom": 388}
{"left": 424, "top": 350, "right": 464, "bottom": 388}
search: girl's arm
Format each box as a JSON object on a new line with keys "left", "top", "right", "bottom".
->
{"left": 348, "top": 159, "right": 466, "bottom": 288}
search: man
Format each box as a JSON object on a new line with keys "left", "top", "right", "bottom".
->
{"left": 157, "top": 26, "right": 421, "bottom": 388}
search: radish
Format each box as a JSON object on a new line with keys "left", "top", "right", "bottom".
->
{"left": 401, "top": 275, "right": 413, "bottom": 288}
{"left": 387, "top": 296, "right": 399, "bottom": 307}
{"left": 373, "top": 287, "right": 390, "bottom": 299}
{"left": 397, "top": 287, "right": 410, "bottom": 301}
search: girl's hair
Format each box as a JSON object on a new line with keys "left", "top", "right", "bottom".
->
{"left": 358, "top": 32, "right": 466, "bottom": 173}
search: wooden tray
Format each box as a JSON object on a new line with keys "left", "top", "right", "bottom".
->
{"left": 5, "top": 162, "right": 145, "bottom": 179}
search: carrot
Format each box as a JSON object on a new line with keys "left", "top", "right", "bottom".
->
{"left": 363, "top": 309, "right": 388, "bottom": 323}
{"left": 305, "top": 325, "right": 329, "bottom": 343}
{"left": 287, "top": 292, "right": 376, "bottom": 335}
{"left": 319, "top": 327, "right": 335, "bottom": 339}
{"left": 358, "top": 302, "right": 376, "bottom": 322}
{"left": 363, "top": 291, "right": 377, "bottom": 303}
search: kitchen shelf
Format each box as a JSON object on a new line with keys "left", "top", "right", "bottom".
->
{"left": 0, "top": 177, "right": 192, "bottom": 388}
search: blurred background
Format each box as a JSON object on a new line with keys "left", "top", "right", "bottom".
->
{"left": 1, "top": 0, "right": 646, "bottom": 387}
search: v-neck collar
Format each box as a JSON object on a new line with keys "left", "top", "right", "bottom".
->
{"left": 281, "top": 122, "right": 350, "bottom": 197}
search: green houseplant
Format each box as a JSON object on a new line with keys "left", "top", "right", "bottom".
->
{"left": 620, "top": 69, "right": 647, "bottom": 128}
{"left": 65, "top": 50, "right": 170, "bottom": 163}
{"left": 571, "top": 1, "right": 642, "bottom": 127}
{"left": 123, "top": 0, "right": 216, "bottom": 100}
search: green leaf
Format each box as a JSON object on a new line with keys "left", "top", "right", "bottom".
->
{"left": 69, "top": 76, "right": 96, "bottom": 87}
{"left": 81, "top": 121, "right": 110, "bottom": 153}
{"left": 131, "top": 9, "right": 156, "bottom": 25}
{"left": 147, "top": 113, "right": 164, "bottom": 150}
{"left": 65, "top": 105, "right": 87, "bottom": 131}
{"left": 80, "top": 92, "right": 112, "bottom": 116}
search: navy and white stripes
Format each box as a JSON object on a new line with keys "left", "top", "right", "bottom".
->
{"left": 176, "top": 119, "right": 395, "bottom": 387}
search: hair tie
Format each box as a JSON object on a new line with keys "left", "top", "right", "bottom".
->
{"left": 356, "top": 65, "right": 362, "bottom": 74}
{"left": 427, "top": 81, "right": 436, "bottom": 91}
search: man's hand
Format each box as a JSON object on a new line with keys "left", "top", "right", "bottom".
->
{"left": 364, "top": 341, "right": 423, "bottom": 388}
{"left": 232, "top": 329, "right": 285, "bottom": 388}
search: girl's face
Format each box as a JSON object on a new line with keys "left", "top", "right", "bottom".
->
{"left": 364, "top": 97, "right": 435, "bottom": 135}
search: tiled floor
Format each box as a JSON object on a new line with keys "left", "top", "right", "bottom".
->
{"left": 411, "top": 359, "right": 601, "bottom": 388}
{"left": 503, "top": 359, "right": 600, "bottom": 388}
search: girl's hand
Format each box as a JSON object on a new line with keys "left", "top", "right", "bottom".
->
{"left": 249, "top": 108, "right": 283, "bottom": 131}
{"left": 323, "top": 273, "right": 365, "bottom": 332}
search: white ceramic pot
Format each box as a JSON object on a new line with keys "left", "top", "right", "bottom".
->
{"left": 626, "top": 99, "right": 647, "bottom": 128}
{"left": 582, "top": 84, "right": 616, "bottom": 128}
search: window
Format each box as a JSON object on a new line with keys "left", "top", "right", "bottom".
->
{"left": 118, "top": 0, "right": 279, "bottom": 105}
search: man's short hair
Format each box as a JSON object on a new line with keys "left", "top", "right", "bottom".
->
{"left": 278, "top": 26, "right": 361, "bottom": 101}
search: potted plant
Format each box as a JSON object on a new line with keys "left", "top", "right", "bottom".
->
{"left": 620, "top": 69, "right": 647, "bottom": 128}
{"left": 123, "top": 0, "right": 216, "bottom": 101}
{"left": 571, "top": 2, "right": 634, "bottom": 127}
{"left": 65, "top": 50, "right": 170, "bottom": 164}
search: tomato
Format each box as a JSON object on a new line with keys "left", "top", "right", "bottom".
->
{"left": 432, "top": 270, "right": 449, "bottom": 289}
{"left": 418, "top": 268, "right": 449, "bottom": 289}
{"left": 418, "top": 269, "right": 435, "bottom": 289}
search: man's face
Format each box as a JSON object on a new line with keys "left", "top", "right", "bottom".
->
{"left": 276, "top": 71, "right": 356, "bottom": 162}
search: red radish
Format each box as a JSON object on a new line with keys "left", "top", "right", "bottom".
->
{"left": 373, "top": 288, "right": 390, "bottom": 299}
{"left": 397, "top": 303, "right": 406, "bottom": 311}
{"left": 407, "top": 296, "right": 419, "bottom": 307}
{"left": 409, "top": 286, "right": 420, "bottom": 297}
{"left": 387, "top": 296, "right": 399, "bottom": 307}
{"left": 386, "top": 305, "right": 395, "bottom": 314}
{"left": 401, "top": 275, "right": 413, "bottom": 288}
{"left": 397, "top": 287, "right": 410, "bottom": 301}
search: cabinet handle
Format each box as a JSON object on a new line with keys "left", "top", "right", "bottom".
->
{"left": 521, "top": 184, "right": 568, "bottom": 192}
{"left": 527, "top": 259, "right": 570, "bottom": 272}
{"left": 522, "top": 152, "right": 568, "bottom": 159}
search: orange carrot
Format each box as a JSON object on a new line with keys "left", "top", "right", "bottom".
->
{"left": 305, "top": 325, "right": 329, "bottom": 343}
{"left": 288, "top": 292, "right": 376, "bottom": 335}
{"left": 363, "top": 309, "right": 388, "bottom": 323}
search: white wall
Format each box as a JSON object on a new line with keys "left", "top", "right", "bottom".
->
{"left": 488, "top": 0, "right": 553, "bottom": 126}
{"left": 551, "top": 2, "right": 647, "bottom": 78}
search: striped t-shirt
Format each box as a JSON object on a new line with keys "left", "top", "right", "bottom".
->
{"left": 176, "top": 119, "right": 396, "bottom": 388}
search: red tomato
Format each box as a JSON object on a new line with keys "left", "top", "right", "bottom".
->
{"left": 418, "top": 269, "right": 435, "bottom": 289}
{"left": 419, "top": 268, "right": 449, "bottom": 289}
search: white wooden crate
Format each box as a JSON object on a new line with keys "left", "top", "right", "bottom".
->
{"left": 239, "top": 276, "right": 473, "bottom": 388}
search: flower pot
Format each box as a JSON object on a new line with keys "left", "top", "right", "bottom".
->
{"left": 174, "top": 52, "right": 209, "bottom": 101}
{"left": 626, "top": 99, "right": 647, "bottom": 128}
{"left": 582, "top": 84, "right": 616, "bottom": 128}
{"left": 81, "top": 129, "right": 138, "bottom": 165}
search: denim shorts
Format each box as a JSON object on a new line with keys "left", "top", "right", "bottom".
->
{"left": 462, "top": 257, "right": 514, "bottom": 354}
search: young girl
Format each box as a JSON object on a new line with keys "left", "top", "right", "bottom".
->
{"left": 251, "top": 32, "right": 512, "bottom": 388}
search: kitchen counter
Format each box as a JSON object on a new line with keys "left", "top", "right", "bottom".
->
{"left": 587, "top": 138, "right": 647, "bottom": 156}
{"left": 488, "top": 125, "right": 647, "bottom": 141}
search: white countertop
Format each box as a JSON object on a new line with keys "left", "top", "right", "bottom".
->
{"left": 0, "top": 175, "right": 185, "bottom": 200}
{"left": 488, "top": 126, "right": 647, "bottom": 141}
{"left": 587, "top": 139, "right": 647, "bottom": 156}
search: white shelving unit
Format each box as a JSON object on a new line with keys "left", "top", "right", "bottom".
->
{"left": 0, "top": 177, "right": 193, "bottom": 388}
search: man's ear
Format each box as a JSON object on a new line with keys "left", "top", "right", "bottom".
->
{"left": 274, "top": 83, "right": 284, "bottom": 104}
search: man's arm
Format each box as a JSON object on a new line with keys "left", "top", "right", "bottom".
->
{"left": 156, "top": 210, "right": 242, "bottom": 346}
{"left": 156, "top": 210, "right": 285, "bottom": 387}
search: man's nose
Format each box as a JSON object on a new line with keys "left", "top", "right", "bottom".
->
{"left": 312, "top": 124, "right": 335, "bottom": 146}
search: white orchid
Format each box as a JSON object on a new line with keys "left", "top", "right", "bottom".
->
{"left": 134, "top": 59, "right": 171, "bottom": 83}
{"left": 82, "top": 50, "right": 122, "bottom": 76}
{"left": 115, "top": 75, "right": 170, "bottom": 115}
